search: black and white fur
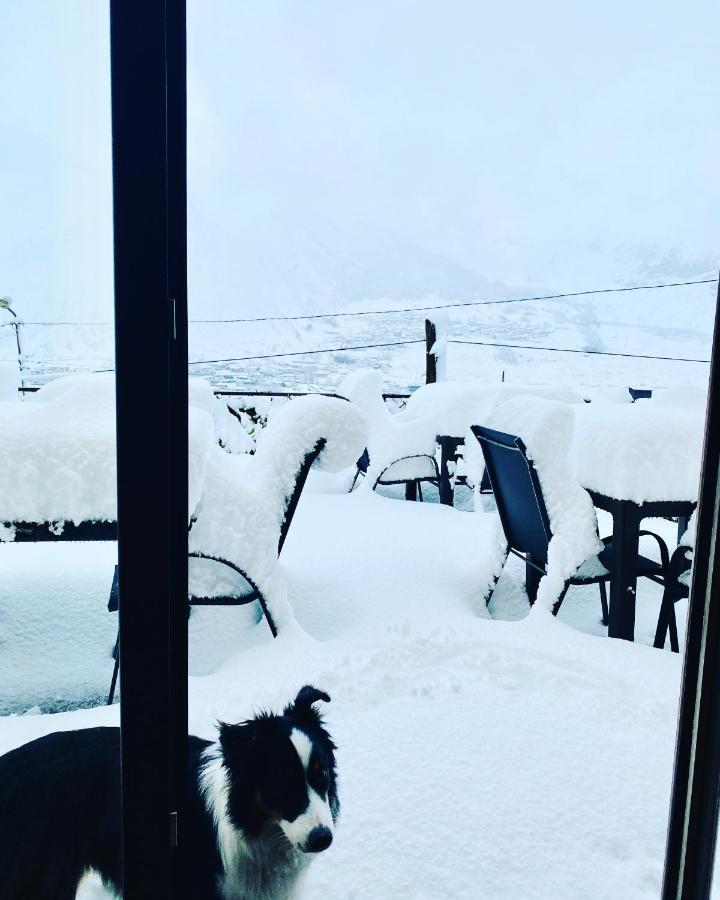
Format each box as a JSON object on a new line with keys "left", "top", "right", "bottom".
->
{"left": 0, "top": 686, "right": 339, "bottom": 900}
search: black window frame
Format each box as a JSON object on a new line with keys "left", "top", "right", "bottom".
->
{"left": 110, "top": 0, "right": 188, "bottom": 895}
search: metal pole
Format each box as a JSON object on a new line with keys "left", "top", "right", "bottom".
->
{"left": 13, "top": 320, "right": 25, "bottom": 392}
{"left": 662, "top": 276, "right": 720, "bottom": 900}
{"left": 110, "top": 0, "right": 187, "bottom": 897}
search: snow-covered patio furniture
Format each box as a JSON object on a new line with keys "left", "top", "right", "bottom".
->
{"left": 472, "top": 423, "right": 672, "bottom": 629}
{"left": 653, "top": 543, "right": 692, "bottom": 652}
{"left": 339, "top": 370, "right": 439, "bottom": 500}
{"left": 569, "top": 401, "right": 702, "bottom": 639}
{"left": 398, "top": 381, "right": 586, "bottom": 506}
{"left": 105, "top": 394, "right": 367, "bottom": 701}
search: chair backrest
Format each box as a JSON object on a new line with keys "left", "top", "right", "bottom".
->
{"left": 278, "top": 438, "right": 326, "bottom": 554}
{"left": 471, "top": 425, "right": 552, "bottom": 563}
{"left": 629, "top": 388, "right": 652, "bottom": 401}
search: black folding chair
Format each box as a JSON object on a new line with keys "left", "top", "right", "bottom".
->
{"left": 107, "top": 439, "right": 326, "bottom": 703}
{"left": 471, "top": 425, "right": 670, "bottom": 623}
{"left": 654, "top": 544, "right": 692, "bottom": 652}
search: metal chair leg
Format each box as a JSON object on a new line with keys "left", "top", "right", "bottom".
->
{"left": 484, "top": 551, "right": 509, "bottom": 607}
{"left": 668, "top": 605, "right": 680, "bottom": 653}
{"left": 599, "top": 581, "right": 609, "bottom": 626}
{"left": 551, "top": 582, "right": 570, "bottom": 616}
{"left": 417, "top": 481, "right": 424, "bottom": 502}
{"left": 654, "top": 586, "right": 675, "bottom": 650}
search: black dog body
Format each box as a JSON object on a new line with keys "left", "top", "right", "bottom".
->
{"left": 0, "top": 686, "right": 338, "bottom": 900}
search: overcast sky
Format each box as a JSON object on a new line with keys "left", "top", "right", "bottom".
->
{"left": 1, "top": 1, "right": 718, "bottom": 321}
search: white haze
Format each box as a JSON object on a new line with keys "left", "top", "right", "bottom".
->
{"left": 0, "top": 0, "right": 718, "bottom": 323}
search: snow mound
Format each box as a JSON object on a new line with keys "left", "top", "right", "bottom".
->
{"left": 477, "top": 396, "right": 603, "bottom": 612}
{"left": 338, "top": 369, "right": 438, "bottom": 486}
{"left": 0, "top": 374, "right": 215, "bottom": 528}
{"left": 188, "top": 377, "right": 254, "bottom": 453}
{"left": 570, "top": 402, "right": 704, "bottom": 503}
{"left": 399, "top": 380, "right": 586, "bottom": 437}
{"left": 189, "top": 396, "right": 368, "bottom": 628}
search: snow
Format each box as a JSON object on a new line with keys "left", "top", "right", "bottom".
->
{"left": 188, "top": 396, "right": 368, "bottom": 628}
{"left": 0, "top": 491, "right": 686, "bottom": 899}
{"left": 399, "top": 380, "right": 586, "bottom": 438}
{"left": 0, "top": 361, "right": 18, "bottom": 400}
{"left": 570, "top": 402, "right": 704, "bottom": 503}
{"left": 0, "top": 375, "right": 215, "bottom": 527}
{"left": 338, "top": 369, "right": 438, "bottom": 486}
{"left": 188, "top": 377, "right": 255, "bottom": 453}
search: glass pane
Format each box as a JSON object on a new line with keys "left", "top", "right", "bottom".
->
{"left": 188, "top": 2, "right": 718, "bottom": 896}
{"left": 0, "top": 5, "right": 120, "bottom": 899}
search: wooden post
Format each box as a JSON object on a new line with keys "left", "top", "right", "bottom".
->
{"left": 425, "top": 318, "right": 437, "bottom": 384}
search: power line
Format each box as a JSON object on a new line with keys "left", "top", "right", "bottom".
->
{"left": 187, "top": 339, "right": 426, "bottom": 365}
{"left": 10, "top": 276, "right": 717, "bottom": 327}
{"left": 187, "top": 277, "right": 717, "bottom": 323}
{"left": 449, "top": 339, "right": 711, "bottom": 364}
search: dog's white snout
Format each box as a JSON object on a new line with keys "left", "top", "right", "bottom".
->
{"left": 279, "top": 790, "right": 334, "bottom": 849}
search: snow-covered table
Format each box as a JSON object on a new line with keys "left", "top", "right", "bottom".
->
{"left": 569, "top": 403, "right": 704, "bottom": 641}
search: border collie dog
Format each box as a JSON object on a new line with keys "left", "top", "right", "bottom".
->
{"left": 0, "top": 686, "right": 338, "bottom": 900}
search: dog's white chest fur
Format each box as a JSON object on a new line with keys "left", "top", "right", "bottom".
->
{"left": 200, "top": 748, "right": 310, "bottom": 900}
{"left": 217, "top": 829, "right": 309, "bottom": 900}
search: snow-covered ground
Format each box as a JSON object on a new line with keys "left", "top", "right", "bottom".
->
{"left": 0, "top": 475, "right": 691, "bottom": 898}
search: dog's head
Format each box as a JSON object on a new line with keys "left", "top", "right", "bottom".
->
{"left": 217, "top": 686, "right": 339, "bottom": 853}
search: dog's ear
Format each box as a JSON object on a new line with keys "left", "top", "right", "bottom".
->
{"left": 284, "top": 685, "right": 331, "bottom": 725}
{"left": 218, "top": 720, "right": 259, "bottom": 766}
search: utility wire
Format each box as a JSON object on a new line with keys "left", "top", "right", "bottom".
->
{"left": 12, "top": 277, "right": 717, "bottom": 327}
{"left": 188, "top": 278, "right": 717, "bottom": 323}
{"left": 187, "top": 339, "right": 426, "bottom": 366}
{"left": 449, "top": 339, "right": 710, "bottom": 364}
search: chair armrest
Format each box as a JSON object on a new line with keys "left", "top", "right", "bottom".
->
{"left": 638, "top": 529, "right": 671, "bottom": 571}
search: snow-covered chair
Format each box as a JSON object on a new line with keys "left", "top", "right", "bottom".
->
{"left": 469, "top": 397, "right": 671, "bottom": 626}
{"left": 472, "top": 423, "right": 671, "bottom": 619}
{"left": 339, "top": 370, "right": 439, "bottom": 500}
{"left": 107, "top": 395, "right": 367, "bottom": 701}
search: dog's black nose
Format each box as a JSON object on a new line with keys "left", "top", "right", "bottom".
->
{"left": 305, "top": 826, "right": 333, "bottom": 853}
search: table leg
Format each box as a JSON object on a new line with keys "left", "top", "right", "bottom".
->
{"left": 438, "top": 440, "right": 455, "bottom": 506}
{"left": 678, "top": 515, "right": 689, "bottom": 543}
{"left": 608, "top": 500, "right": 642, "bottom": 641}
{"left": 405, "top": 481, "right": 418, "bottom": 501}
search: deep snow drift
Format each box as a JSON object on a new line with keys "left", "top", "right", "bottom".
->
{"left": 0, "top": 485, "right": 691, "bottom": 899}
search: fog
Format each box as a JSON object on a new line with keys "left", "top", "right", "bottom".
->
{"left": 1, "top": 0, "right": 717, "bottom": 321}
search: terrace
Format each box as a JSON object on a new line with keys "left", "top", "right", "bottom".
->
{"left": 0, "top": 343, "right": 714, "bottom": 898}
{"left": 1, "top": 3, "right": 719, "bottom": 898}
